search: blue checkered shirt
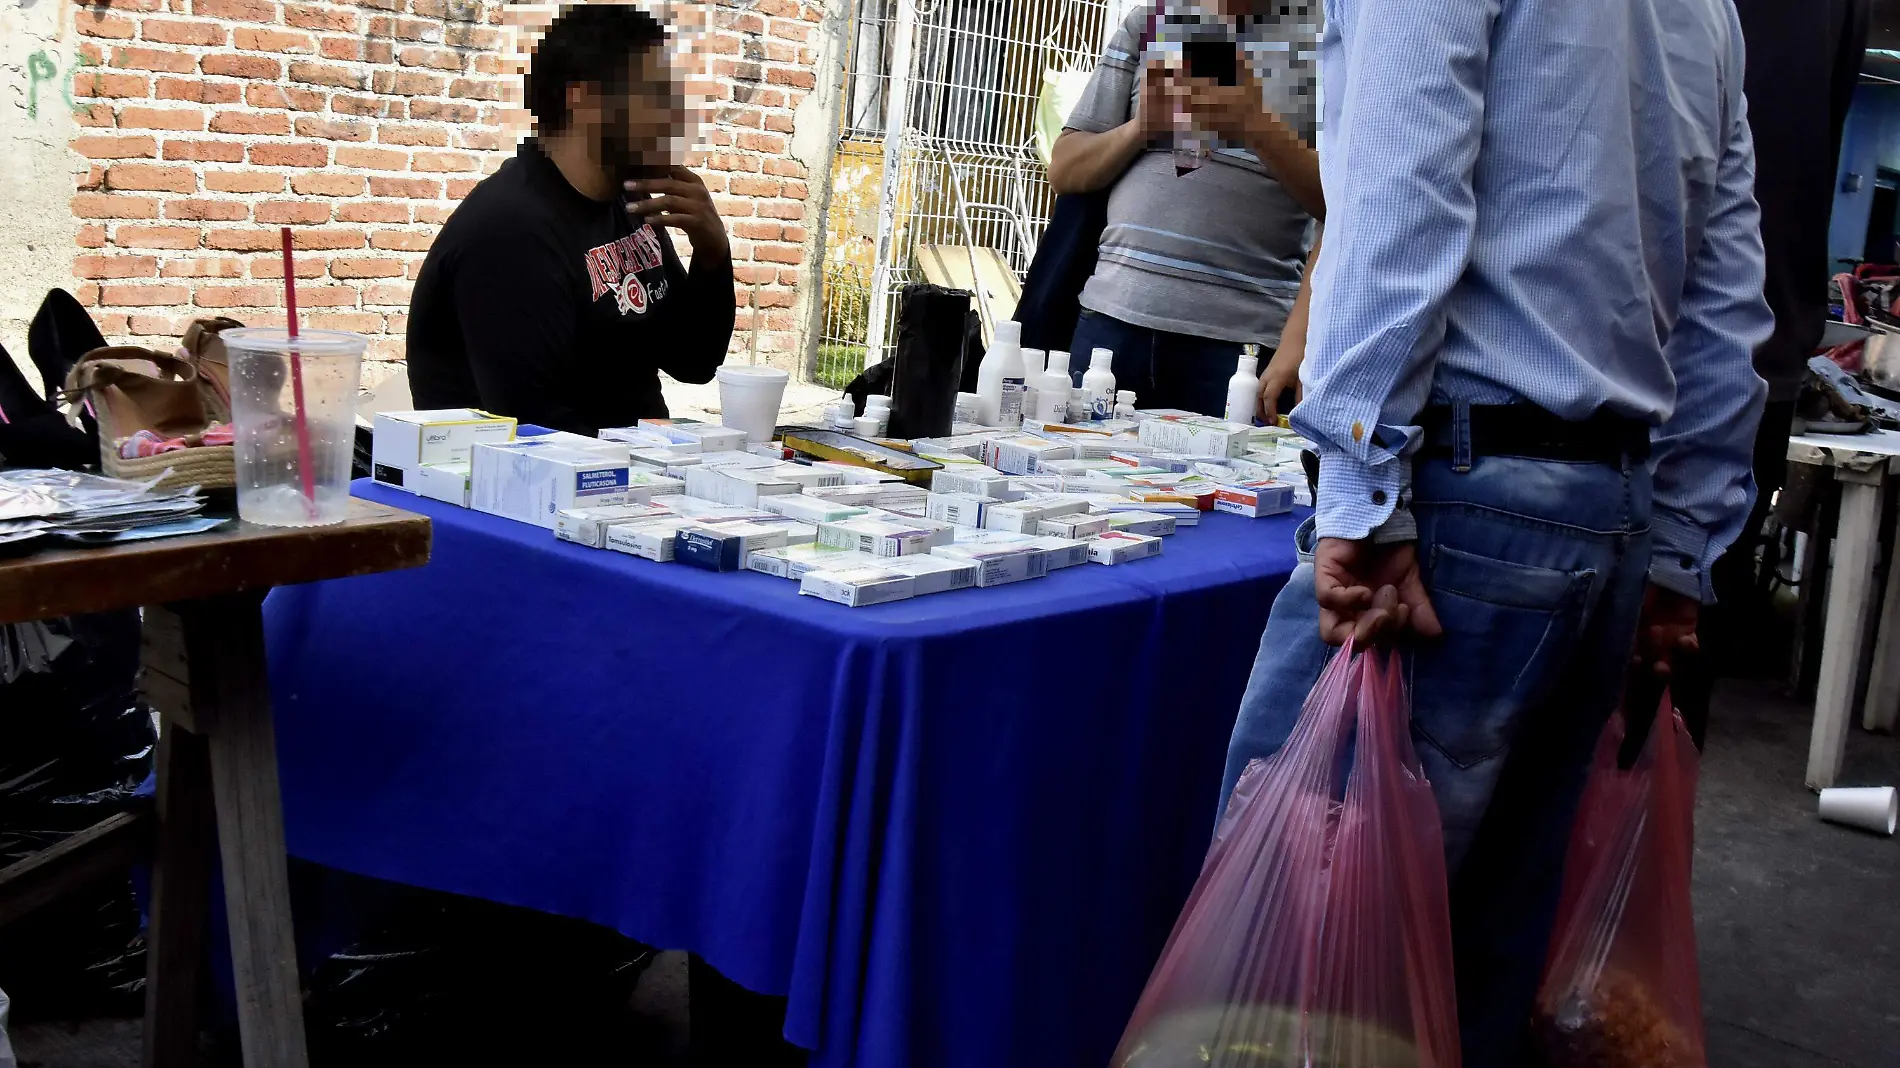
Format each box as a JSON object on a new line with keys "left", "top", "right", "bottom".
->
{"left": 1291, "top": 0, "right": 1773, "bottom": 602}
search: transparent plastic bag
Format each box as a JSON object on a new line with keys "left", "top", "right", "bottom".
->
{"left": 1113, "top": 641, "right": 1460, "bottom": 1067}
{"left": 1532, "top": 695, "right": 1704, "bottom": 1068}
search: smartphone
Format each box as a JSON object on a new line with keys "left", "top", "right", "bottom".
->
{"left": 1184, "top": 40, "right": 1238, "bottom": 86}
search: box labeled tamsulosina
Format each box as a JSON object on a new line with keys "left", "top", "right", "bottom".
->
{"left": 930, "top": 542, "right": 1047, "bottom": 586}
{"left": 1088, "top": 530, "right": 1164, "bottom": 564}
{"left": 877, "top": 553, "right": 978, "bottom": 595}
{"left": 747, "top": 543, "right": 873, "bottom": 579}
{"left": 1102, "top": 510, "right": 1179, "bottom": 537}
{"left": 800, "top": 566, "right": 917, "bottom": 607}
{"left": 471, "top": 441, "right": 634, "bottom": 528}
{"left": 675, "top": 522, "right": 790, "bottom": 572}
{"left": 604, "top": 516, "right": 696, "bottom": 561}
{"left": 414, "top": 461, "right": 471, "bottom": 508}
{"left": 1213, "top": 479, "right": 1297, "bottom": 518}
{"left": 1036, "top": 513, "right": 1110, "bottom": 540}
{"left": 816, "top": 515, "right": 955, "bottom": 558}
{"left": 1136, "top": 417, "right": 1251, "bottom": 458}
{"left": 925, "top": 492, "right": 990, "bottom": 529}
{"left": 555, "top": 502, "right": 674, "bottom": 548}
{"left": 929, "top": 465, "right": 1018, "bottom": 500}
{"left": 372, "top": 409, "right": 516, "bottom": 489}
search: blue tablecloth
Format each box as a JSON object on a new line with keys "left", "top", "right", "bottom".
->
{"left": 266, "top": 478, "right": 1299, "bottom": 1068}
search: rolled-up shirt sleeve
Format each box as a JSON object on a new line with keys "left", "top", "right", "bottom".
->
{"left": 1289, "top": 0, "right": 1500, "bottom": 541}
{"left": 1649, "top": 14, "right": 1773, "bottom": 604}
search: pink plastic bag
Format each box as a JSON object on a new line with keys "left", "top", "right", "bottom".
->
{"left": 1532, "top": 696, "right": 1704, "bottom": 1068}
{"left": 1112, "top": 642, "right": 1461, "bottom": 1067}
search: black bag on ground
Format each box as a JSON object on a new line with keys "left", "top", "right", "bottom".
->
{"left": 0, "top": 611, "right": 154, "bottom": 1022}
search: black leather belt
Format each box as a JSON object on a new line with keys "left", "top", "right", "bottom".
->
{"left": 1420, "top": 404, "right": 1651, "bottom": 465}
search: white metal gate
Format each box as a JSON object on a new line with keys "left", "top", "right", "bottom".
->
{"left": 812, "top": 0, "right": 1117, "bottom": 384}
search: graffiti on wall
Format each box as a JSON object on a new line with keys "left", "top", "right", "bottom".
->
{"left": 21, "top": 49, "right": 96, "bottom": 121}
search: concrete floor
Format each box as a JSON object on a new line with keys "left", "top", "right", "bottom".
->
{"left": 9, "top": 678, "right": 1898, "bottom": 1067}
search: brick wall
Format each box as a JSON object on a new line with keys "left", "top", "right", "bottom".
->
{"left": 67, "top": 0, "right": 830, "bottom": 383}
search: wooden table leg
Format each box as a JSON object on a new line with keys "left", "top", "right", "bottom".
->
{"left": 1808, "top": 474, "right": 1886, "bottom": 790}
{"left": 182, "top": 593, "right": 310, "bottom": 1068}
{"left": 1860, "top": 481, "right": 1900, "bottom": 733}
{"left": 141, "top": 725, "right": 215, "bottom": 1068}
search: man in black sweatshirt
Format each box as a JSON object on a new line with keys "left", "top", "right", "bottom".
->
{"left": 406, "top": 5, "right": 734, "bottom": 434}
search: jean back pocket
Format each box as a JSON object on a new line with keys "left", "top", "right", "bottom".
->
{"left": 1408, "top": 544, "right": 1596, "bottom": 769}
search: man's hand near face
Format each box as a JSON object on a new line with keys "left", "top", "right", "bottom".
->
{"left": 625, "top": 167, "right": 729, "bottom": 264}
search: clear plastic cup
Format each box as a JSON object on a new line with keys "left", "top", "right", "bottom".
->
{"left": 221, "top": 327, "right": 365, "bottom": 527}
{"left": 718, "top": 364, "right": 790, "bottom": 443}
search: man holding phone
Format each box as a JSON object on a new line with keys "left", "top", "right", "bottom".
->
{"left": 1049, "top": 2, "right": 1321, "bottom": 416}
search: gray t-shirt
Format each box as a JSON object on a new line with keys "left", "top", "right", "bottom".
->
{"left": 1064, "top": 4, "right": 1318, "bottom": 346}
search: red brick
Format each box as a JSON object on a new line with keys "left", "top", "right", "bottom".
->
{"left": 284, "top": 3, "right": 358, "bottom": 30}
{"left": 405, "top": 99, "right": 477, "bottom": 123}
{"left": 191, "top": 0, "right": 277, "bottom": 22}
{"left": 365, "top": 337, "right": 403, "bottom": 361}
{"left": 735, "top": 131, "right": 786, "bottom": 154}
{"left": 287, "top": 287, "right": 359, "bottom": 307}
{"left": 75, "top": 254, "right": 159, "bottom": 278}
{"left": 289, "top": 61, "right": 369, "bottom": 89}
{"left": 205, "top": 229, "right": 282, "bottom": 251}
{"left": 384, "top": 312, "right": 408, "bottom": 333}
{"left": 754, "top": 242, "right": 802, "bottom": 265}
{"left": 363, "top": 282, "right": 413, "bottom": 305}
{"left": 756, "top": 200, "right": 802, "bottom": 220}
{"left": 115, "top": 224, "right": 203, "bottom": 248}
{"left": 368, "top": 176, "right": 439, "bottom": 198}
{"left": 291, "top": 173, "right": 366, "bottom": 197}
{"left": 256, "top": 201, "right": 333, "bottom": 224}
{"left": 155, "top": 76, "right": 242, "bottom": 104}
{"left": 367, "top": 230, "right": 431, "bottom": 251}
{"left": 106, "top": 163, "right": 195, "bottom": 192}
{"left": 442, "top": 24, "right": 499, "bottom": 48}
{"left": 716, "top": 105, "right": 761, "bottom": 129}
{"left": 234, "top": 27, "right": 315, "bottom": 53}
{"left": 78, "top": 224, "right": 109, "bottom": 248}
{"left": 100, "top": 283, "right": 190, "bottom": 306}
{"left": 250, "top": 256, "right": 327, "bottom": 278}
{"left": 337, "top": 200, "right": 410, "bottom": 223}
{"left": 451, "top": 126, "right": 502, "bottom": 151}
{"left": 319, "top": 37, "right": 393, "bottom": 63}
{"left": 74, "top": 134, "right": 159, "bottom": 159}
{"left": 411, "top": 203, "right": 451, "bottom": 224}
{"left": 410, "top": 150, "right": 476, "bottom": 173}
{"left": 200, "top": 53, "right": 281, "bottom": 78}
{"left": 93, "top": 313, "right": 132, "bottom": 335}
{"left": 775, "top": 268, "right": 800, "bottom": 286}
{"left": 193, "top": 284, "right": 281, "bottom": 308}
{"left": 76, "top": 10, "right": 138, "bottom": 38}
{"left": 730, "top": 220, "right": 781, "bottom": 241}
{"left": 765, "top": 67, "right": 815, "bottom": 90}
{"left": 372, "top": 70, "right": 445, "bottom": 95}
{"left": 329, "top": 256, "right": 404, "bottom": 278}
{"left": 142, "top": 18, "right": 228, "bottom": 45}
{"left": 74, "top": 104, "right": 117, "bottom": 129}
{"left": 163, "top": 199, "right": 250, "bottom": 222}
{"left": 398, "top": 46, "right": 463, "bottom": 71}
{"left": 205, "top": 170, "right": 286, "bottom": 193}
{"left": 782, "top": 224, "right": 807, "bottom": 244}
{"left": 122, "top": 107, "right": 211, "bottom": 132}
{"left": 211, "top": 112, "right": 291, "bottom": 136}
{"left": 246, "top": 143, "right": 326, "bottom": 167}
{"left": 73, "top": 284, "right": 101, "bottom": 307}
{"left": 763, "top": 113, "right": 795, "bottom": 135}
{"left": 445, "top": 177, "right": 478, "bottom": 199}
{"left": 377, "top": 123, "right": 448, "bottom": 147}
{"left": 75, "top": 164, "right": 106, "bottom": 192}
{"left": 244, "top": 83, "right": 324, "bottom": 110}
{"left": 729, "top": 176, "right": 781, "bottom": 198}
{"left": 446, "top": 77, "right": 501, "bottom": 100}
{"left": 330, "top": 93, "right": 401, "bottom": 118}
{"left": 73, "top": 193, "right": 158, "bottom": 219}
{"left": 98, "top": 0, "right": 164, "bottom": 10}
{"left": 161, "top": 257, "right": 247, "bottom": 277}
{"left": 335, "top": 146, "right": 408, "bottom": 170}
{"left": 761, "top": 157, "right": 803, "bottom": 178}
{"left": 292, "top": 117, "right": 372, "bottom": 142}
{"left": 162, "top": 139, "right": 243, "bottom": 163}
{"left": 128, "top": 314, "right": 190, "bottom": 336}
{"left": 112, "top": 46, "right": 199, "bottom": 74}
{"left": 712, "top": 196, "right": 752, "bottom": 217}
{"left": 304, "top": 312, "right": 382, "bottom": 333}
{"left": 289, "top": 228, "right": 368, "bottom": 250}
{"left": 75, "top": 70, "right": 150, "bottom": 99}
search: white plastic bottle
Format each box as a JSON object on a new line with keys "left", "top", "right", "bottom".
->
{"left": 1040, "top": 350, "right": 1072, "bottom": 422}
{"left": 1068, "top": 387, "right": 1090, "bottom": 423}
{"left": 1019, "top": 348, "right": 1046, "bottom": 427}
{"left": 1083, "top": 348, "right": 1117, "bottom": 420}
{"left": 998, "top": 343, "right": 1029, "bottom": 429}
{"left": 1225, "top": 345, "right": 1260, "bottom": 426}
{"left": 976, "top": 320, "right": 1022, "bottom": 426}
{"left": 1114, "top": 390, "right": 1138, "bottom": 420}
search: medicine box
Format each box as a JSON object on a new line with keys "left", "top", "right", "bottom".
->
{"left": 1102, "top": 511, "right": 1179, "bottom": 537}
{"left": 1036, "top": 513, "right": 1110, "bottom": 540}
{"left": 1088, "top": 530, "right": 1164, "bottom": 564}
{"left": 414, "top": 462, "right": 471, "bottom": 508}
{"left": 759, "top": 494, "right": 871, "bottom": 525}
{"left": 930, "top": 466, "right": 1017, "bottom": 500}
{"left": 747, "top": 543, "right": 872, "bottom": 580}
{"left": 555, "top": 503, "right": 673, "bottom": 548}
{"left": 684, "top": 465, "right": 799, "bottom": 507}
{"left": 675, "top": 522, "right": 790, "bottom": 572}
{"left": 816, "top": 516, "right": 955, "bottom": 558}
{"left": 982, "top": 436, "right": 1076, "bottom": 475}
{"left": 604, "top": 516, "right": 696, "bottom": 561}
{"left": 1136, "top": 417, "right": 1251, "bottom": 458}
{"left": 800, "top": 567, "right": 916, "bottom": 607}
{"left": 522, "top": 430, "right": 633, "bottom": 462}
{"left": 638, "top": 418, "right": 749, "bottom": 454}
{"left": 1028, "top": 536, "right": 1089, "bottom": 570}
{"left": 1213, "top": 480, "right": 1296, "bottom": 518}
{"left": 877, "top": 554, "right": 978, "bottom": 595}
{"left": 925, "top": 492, "right": 989, "bottom": 529}
{"left": 982, "top": 496, "right": 1091, "bottom": 534}
{"left": 601, "top": 427, "right": 702, "bottom": 455}
{"left": 471, "top": 441, "right": 634, "bottom": 528}
{"left": 930, "top": 543, "right": 1047, "bottom": 587}
{"left": 372, "top": 409, "right": 516, "bottom": 489}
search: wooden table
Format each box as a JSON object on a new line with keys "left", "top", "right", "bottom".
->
{"left": 1788, "top": 429, "right": 1900, "bottom": 789}
{"left": 0, "top": 499, "right": 429, "bottom": 1068}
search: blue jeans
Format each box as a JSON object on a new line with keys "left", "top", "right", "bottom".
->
{"left": 1067, "top": 309, "right": 1255, "bottom": 417}
{"left": 1221, "top": 447, "right": 1653, "bottom": 1067}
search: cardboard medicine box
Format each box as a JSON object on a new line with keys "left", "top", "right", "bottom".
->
{"left": 799, "top": 566, "right": 916, "bottom": 607}
{"left": 372, "top": 409, "right": 516, "bottom": 489}
{"left": 471, "top": 441, "right": 634, "bottom": 529}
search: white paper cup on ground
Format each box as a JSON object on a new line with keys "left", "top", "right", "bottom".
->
{"left": 1818, "top": 786, "right": 1898, "bottom": 836}
{"left": 718, "top": 365, "right": 790, "bottom": 443}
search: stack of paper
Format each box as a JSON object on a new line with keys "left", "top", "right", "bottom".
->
{"left": 0, "top": 469, "right": 219, "bottom": 547}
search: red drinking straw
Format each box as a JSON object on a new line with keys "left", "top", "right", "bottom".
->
{"left": 280, "top": 227, "right": 319, "bottom": 517}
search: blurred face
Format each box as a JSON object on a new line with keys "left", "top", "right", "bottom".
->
{"left": 569, "top": 46, "right": 683, "bottom": 182}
